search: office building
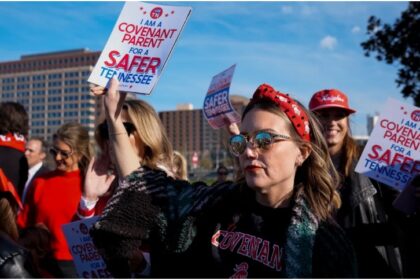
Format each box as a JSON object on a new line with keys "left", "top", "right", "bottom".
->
{"left": 0, "top": 49, "right": 101, "bottom": 140}
{"left": 159, "top": 95, "right": 249, "bottom": 169}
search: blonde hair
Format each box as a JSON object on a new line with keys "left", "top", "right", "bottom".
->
{"left": 241, "top": 101, "right": 341, "bottom": 221}
{"left": 173, "top": 151, "right": 188, "bottom": 180}
{"left": 340, "top": 119, "right": 360, "bottom": 178}
{"left": 0, "top": 196, "right": 18, "bottom": 240}
{"left": 123, "top": 99, "right": 173, "bottom": 170}
{"left": 53, "top": 122, "right": 92, "bottom": 174}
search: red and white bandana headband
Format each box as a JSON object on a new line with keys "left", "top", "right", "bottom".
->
{"left": 250, "top": 84, "right": 311, "bottom": 142}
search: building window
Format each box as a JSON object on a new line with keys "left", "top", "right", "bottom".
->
{"left": 47, "top": 104, "right": 61, "bottom": 110}
{"left": 48, "top": 73, "right": 62, "bottom": 79}
{"left": 64, "top": 103, "right": 78, "bottom": 109}
{"left": 2, "top": 78, "right": 14, "bottom": 83}
{"left": 17, "top": 76, "right": 29, "bottom": 82}
{"left": 33, "top": 82, "right": 45, "bottom": 89}
{"left": 48, "top": 96, "right": 61, "bottom": 102}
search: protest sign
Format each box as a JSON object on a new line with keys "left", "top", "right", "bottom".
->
{"left": 88, "top": 1, "right": 192, "bottom": 94}
{"left": 203, "top": 64, "right": 241, "bottom": 129}
{"left": 62, "top": 216, "right": 112, "bottom": 278}
{"left": 355, "top": 98, "right": 420, "bottom": 191}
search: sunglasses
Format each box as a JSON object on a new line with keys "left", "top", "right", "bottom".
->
{"left": 218, "top": 172, "right": 228, "bottom": 176}
{"left": 229, "top": 131, "right": 290, "bottom": 157}
{"left": 99, "top": 122, "right": 136, "bottom": 139}
{"left": 49, "top": 147, "right": 73, "bottom": 159}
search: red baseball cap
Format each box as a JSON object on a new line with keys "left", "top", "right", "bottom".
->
{"left": 309, "top": 89, "right": 356, "bottom": 114}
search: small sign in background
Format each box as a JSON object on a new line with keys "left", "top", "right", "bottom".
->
{"left": 203, "top": 64, "right": 241, "bottom": 129}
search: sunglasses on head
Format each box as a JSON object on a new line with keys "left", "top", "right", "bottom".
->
{"left": 99, "top": 122, "right": 136, "bottom": 139}
{"left": 229, "top": 131, "right": 290, "bottom": 157}
{"left": 49, "top": 147, "right": 73, "bottom": 159}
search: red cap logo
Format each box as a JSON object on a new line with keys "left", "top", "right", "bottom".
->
{"left": 309, "top": 89, "right": 356, "bottom": 114}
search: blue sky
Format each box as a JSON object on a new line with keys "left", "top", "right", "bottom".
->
{"left": 0, "top": 1, "right": 411, "bottom": 135}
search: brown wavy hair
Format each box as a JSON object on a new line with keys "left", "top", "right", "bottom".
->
{"left": 0, "top": 196, "right": 19, "bottom": 240}
{"left": 0, "top": 102, "right": 29, "bottom": 136}
{"left": 173, "top": 151, "right": 188, "bottom": 180}
{"left": 97, "top": 99, "right": 173, "bottom": 171}
{"left": 339, "top": 118, "right": 360, "bottom": 178}
{"left": 240, "top": 100, "right": 341, "bottom": 221}
{"left": 53, "top": 122, "right": 92, "bottom": 174}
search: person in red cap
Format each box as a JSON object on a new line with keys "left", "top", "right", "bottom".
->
{"left": 309, "top": 89, "right": 403, "bottom": 278}
{"left": 88, "top": 79, "right": 357, "bottom": 278}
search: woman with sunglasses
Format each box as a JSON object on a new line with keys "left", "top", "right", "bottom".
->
{"left": 90, "top": 79, "right": 357, "bottom": 278}
{"left": 309, "top": 89, "right": 403, "bottom": 277}
{"left": 77, "top": 99, "right": 175, "bottom": 277}
{"left": 78, "top": 99, "right": 175, "bottom": 220}
{"left": 17, "top": 122, "right": 92, "bottom": 278}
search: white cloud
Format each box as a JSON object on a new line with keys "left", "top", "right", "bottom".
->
{"left": 320, "top": 35, "right": 338, "bottom": 50}
{"left": 281, "top": 6, "right": 293, "bottom": 14}
{"left": 352, "top": 26, "right": 361, "bottom": 34}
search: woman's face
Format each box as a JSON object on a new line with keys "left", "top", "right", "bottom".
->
{"left": 51, "top": 139, "right": 80, "bottom": 172}
{"left": 316, "top": 108, "right": 349, "bottom": 152}
{"left": 239, "top": 108, "right": 306, "bottom": 198}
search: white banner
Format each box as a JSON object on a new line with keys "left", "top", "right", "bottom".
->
{"left": 88, "top": 1, "right": 192, "bottom": 95}
{"left": 355, "top": 98, "right": 420, "bottom": 191}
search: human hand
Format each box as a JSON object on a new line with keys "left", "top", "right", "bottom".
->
{"left": 83, "top": 155, "right": 116, "bottom": 201}
{"left": 226, "top": 122, "right": 240, "bottom": 136}
{"left": 91, "top": 78, "right": 127, "bottom": 123}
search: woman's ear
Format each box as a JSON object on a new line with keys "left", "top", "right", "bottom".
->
{"left": 297, "top": 143, "right": 311, "bottom": 166}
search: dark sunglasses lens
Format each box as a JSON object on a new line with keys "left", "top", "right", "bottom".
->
{"left": 254, "top": 132, "right": 273, "bottom": 150}
{"left": 123, "top": 123, "right": 136, "bottom": 135}
{"left": 229, "top": 135, "right": 246, "bottom": 156}
{"left": 50, "top": 148, "right": 70, "bottom": 159}
{"left": 99, "top": 122, "right": 135, "bottom": 138}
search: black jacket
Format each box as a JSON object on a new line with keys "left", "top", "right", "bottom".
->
{"left": 0, "top": 232, "right": 37, "bottom": 278}
{"left": 336, "top": 161, "right": 402, "bottom": 278}
{"left": 23, "top": 164, "right": 50, "bottom": 204}
{"left": 0, "top": 146, "right": 28, "bottom": 197}
{"left": 91, "top": 167, "right": 357, "bottom": 278}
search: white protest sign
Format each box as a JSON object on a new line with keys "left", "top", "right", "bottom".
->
{"left": 203, "top": 64, "right": 241, "bottom": 129}
{"left": 355, "top": 98, "right": 420, "bottom": 191}
{"left": 62, "top": 216, "right": 112, "bottom": 278}
{"left": 88, "top": 2, "right": 192, "bottom": 94}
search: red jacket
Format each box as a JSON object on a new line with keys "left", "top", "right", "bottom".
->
{"left": 17, "top": 169, "right": 82, "bottom": 261}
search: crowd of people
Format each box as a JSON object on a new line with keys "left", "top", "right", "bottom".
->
{"left": 0, "top": 80, "right": 419, "bottom": 278}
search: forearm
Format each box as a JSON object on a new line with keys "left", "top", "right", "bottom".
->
{"left": 108, "top": 119, "right": 140, "bottom": 177}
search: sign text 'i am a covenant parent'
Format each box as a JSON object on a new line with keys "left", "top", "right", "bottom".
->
{"left": 88, "top": 2, "right": 191, "bottom": 95}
